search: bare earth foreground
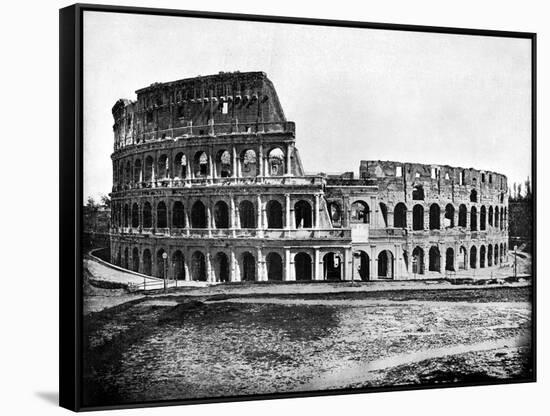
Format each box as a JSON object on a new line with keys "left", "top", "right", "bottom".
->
{"left": 82, "top": 276, "right": 533, "bottom": 407}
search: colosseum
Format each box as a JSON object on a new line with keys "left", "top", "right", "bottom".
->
{"left": 109, "top": 71, "right": 509, "bottom": 283}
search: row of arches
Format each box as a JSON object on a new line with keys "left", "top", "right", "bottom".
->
{"left": 114, "top": 198, "right": 312, "bottom": 230}
{"left": 115, "top": 146, "right": 288, "bottom": 186}
{"left": 328, "top": 199, "right": 507, "bottom": 232}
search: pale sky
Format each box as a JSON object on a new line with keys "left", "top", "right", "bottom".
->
{"left": 83, "top": 11, "right": 532, "bottom": 202}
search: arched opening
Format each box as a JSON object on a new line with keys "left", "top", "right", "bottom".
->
{"left": 191, "top": 251, "right": 206, "bottom": 281}
{"left": 239, "top": 200, "right": 256, "bottom": 228}
{"left": 494, "top": 244, "right": 499, "bottom": 265}
{"left": 458, "top": 246, "right": 467, "bottom": 270}
{"left": 480, "top": 245, "right": 486, "bottom": 268}
{"left": 143, "top": 202, "right": 152, "bottom": 228}
{"left": 132, "top": 247, "right": 139, "bottom": 272}
{"left": 266, "top": 252, "right": 283, "bottom": 281}
{"left": 157, "top": 201, "right": 167, "bottom": 228}
{"left": 500, "top": 243, "right": 504, "bottom": 263}
{"left": 194, "top": 151, "right": 209, "bottom": 177}
{"left": 412, "top": 246, "right": 425, "bottom": 275}
{"left": 157, "top": 154, "right": 169, "bottom": 179}
{"left": 379, "top": 203, "right": 388, "bottom": 227}
{"left": 172, "top": 250, "right": 185, "bottom": 280}
{"left": 123, "top": 204, "right": 129, "bottom": 227}
{"left": 393, "top": 203, "right": 407, "bottom": 228}
{"left": 216, "top": 150, "right": 232, "bottom": 178}
{"left": 458, "top": 204, "right": 467, "bottom": 227}
{"left": 131, "top": 203, "right": 139, "bottom": 228}
{"left": 240, "top": 149, "right": 257, "bottom": 177}
{"left": 329, "top": 202, "right": 342, "bottom": 227}
{"left": 174, "top": 153, "right": 187, "bottom": 179}
{"left": 133, "top": 159, "right": 142, "bottom": 183}
{"left": 500, "top": 207, "right": 504, "bottom": 230}
{"left": 144, "top": 156, "right": 154, "bottom": 182}
{"left": 294, "top": 200, "right": 312, "bottom": 228}
{"left": 191, "top": 201, "right": 207, "bottom": 228}
{"left": 156, "top": 249, "right": 167, "bottom": 278}
{"left": 323, "top": 252, "right": 342, "bottom": 280}
{"left": 429, "top": 204, "right": 441, "bottom": 230}
{"left": 488, "top": 245, "right": 493, "bottom": 267}
{"left": 266, "top": 200, "right": 283, "bottom": 228}
{"left": 294, "top": 252, "right": 312, "bottom": 281}
{"left": 213, "top": 201, "right": 230, "bottom": 228}
{"left": 355, "top": 251, "right": 370, "bottom": 281}
{"left": 412, "top": 185, "right": 424, "bottom": 200}
{"left": 445, "top": 248, "right": 455, "bottom": 272}
{"left": 241, "top": 252, "right": 256, "bottom": 281}
{"left": 470, "top": 206, "right": 478, "bottom": 231}
{"left": 470, "top": 189, "right": 478, "bottom": 203}
{"left": 267, "top": 148, "right": 285, "bottom": 176}
{"left": 377, "top": 250, "right": 394, "bottom": 279}
{"left": 214, "top": 252, "right": 229, "bottom": 282}
{"left": 143, "top": 249, "right": 152, "bottom": 276}
{"left": 444, "top": 204, "right": 455, "bottom": 228}
{"left": 125, "top": 161, "right": 131, "bottom": 184}
{"left": 488, "top": 206, "right": 494, "bottom": 227}
{"left": 172, "top": 201, "right": 185, "bottom": 228}
{"left": 429, "top": 246, "right": 441, "bottom": 272}
{"left": 413, "top": 204, "right": 424, "bottom": 230}
{"left": 494, "top": 207, "right": 499, "bottom": 230}
{"left": 123, "top": 247, "right": 129, "bottom": 269}
{"left": 351, "top": 200, "right": 370, "bottom": 224}
{"left": 480, "top": 206, "right": 486, "bottom": 231}
{"left": 470, "top": 246, "right": 477, "bottom": 269}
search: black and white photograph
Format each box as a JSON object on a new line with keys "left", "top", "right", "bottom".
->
{"left": 67, "top": 4, "right": 535, "bottom": 410}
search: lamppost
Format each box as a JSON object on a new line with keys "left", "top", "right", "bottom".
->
{"left": 162, "top": 252, "right": 168, "bottom": 292}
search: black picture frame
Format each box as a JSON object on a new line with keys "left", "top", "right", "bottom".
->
{"left": 60, "top": 3, "right": 537, "bottom": 412}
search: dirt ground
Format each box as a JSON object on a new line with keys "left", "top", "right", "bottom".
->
{"left": 82, "top": 285, "right": 533, "bottom": 407}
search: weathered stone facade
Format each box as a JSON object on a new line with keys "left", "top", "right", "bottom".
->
{"left": 109, "top": 71, "right": 509, "bottom": 282}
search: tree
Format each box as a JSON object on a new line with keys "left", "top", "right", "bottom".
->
{"left": 100, "top": 194, "right": 111, "bottom": 208}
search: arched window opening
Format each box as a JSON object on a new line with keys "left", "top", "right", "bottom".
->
{"left": 156, "top": 249, "right": 167, "bottom": 278}
{"left": 412, "top": 185, "right": 424, "bottom": 200}
{"left": 131, "top": 203, "right": 139, "bottom": 228}
{"left": 266, "top": 200, "right": 283, "bottom": 228}
{"left": 470, "top": 246, "right": 477, "bottom": 269}
{"left": 214, "top": 252, "right": 229, "bottom": 282}
{"left": 470, "top": 189, "right": 478, "bottom": 203}
{"left": 241, "top": 149, "right": 257, "bottom": 177}
{"left": 412, "top": 246, "right": 425, "bottom": 275}
{"left": 214, "top": 201, "right": 230, "bottom": 228}
{"left": 266, "top": 252, "right": 283, "bottom": 281}
{"left": 194, "top": 151, "right": 209, "bottom": 178}
{"left": 125, "top": 161, "right": 131, "bottom": 184}
{"left": 458, "top": 246, "right": 467, "bottom": 270}
{"left": 329, "top": 202, "right": 342, "bottom": 227}
{"left": 323, "top": 252, "right": 342, "bottom": 280}
{"left": 355, "top": 251, "right": 370, "bottom": 281}
{"left": 499, "top": 243, "right": 504, "bottom": 263}
{"left": 191, "top": 251, "right": 206, "bottom": 281}
{"left": 379, "top": 203, "right": 388, "bottom": 227}
{"left": 123, "top": 247, "right": 129, "bottom": 269}
{"left": 413, "top": 204, "right": 424, "bottom": 230}
{"left": 133, "top": 159, "right": 142, "bottom": 183}
{"left": 157, "top": 154, "right": 169, "bottom": 179}
{"left": 268, "top": 148, "right": 285, "bottom": 176}
{"left": 172, "top": 250, "right": 185, "bottom": 281}
{"left": 494, "top": 207, "right": 499, "bottom": 230}
{"left": 174, "top": 153, "right": 187, "bottom": 179}
{"left": 191, "top": 201, "right": 207, "bottom": 228}
{"left": 458, "top": 204, "right": 467, "bottom": 227}
{"left": 144, "top": 156, "right": 154, "bottom": 182}
{"left": 488, "top": 245, "right": 493, "bottom": 267}
{"left": 488, "top": 206, "right": 494, "bottom": 227}
{"left": 470, "top": 206, "right": 478, "bottom": 231}
{"left": 217, "top": 150, "right": 232, "bottom": 178}
{"left": 444, "top": 204, "right": 455, "bottom": 228}
{"left": 480, "top": 206, "right": 486, "bottom": 231}
{"left": 445, "top": 248, "right": 455, "bottom": 272}
{"left": 494, "top": 244, "right": 499, "bottom": 265}
{"left": 429, "top": 204, "right": 441, "bottom": 230}
{"left": 429, "top": 246, "right": 441, "bottom": 272}
{"left": 241, "top": 252, "right": 256, "bottom": 282}
{"left": 157, "top": 201, "right": 167, "bottom": 228}
{"left": 172, "top": 201, "right": 185, "bottom": 228}
{"left": 480, "top": 246, "right": 486, "bottom": 268}
{"left": 132, "top": 247, "right": 139, "bottom": 272}
{"left": 143, "top": 202, "right": 152, "bottom": 228}
{"left": 393, "top": 203, "right": 407, "bottom": 228}
{"left": 294, "top": 200, "right": 312, "bottom": 228}
{"left": 500, "top": 207, "right": 504, "bottom": 230}
{"left": 377, "top": 250, "right": 394, "bottom": 279}
{"left": 351, "top": 200, "right": 370, "bottom": 224}
{"left": 142, "top": 249, "right": 152, "bottom": 276}
{"left": 294, "top": 252, "right": 312, "bottom": 281}
{"left": 123, "top": 204, "right": 129, "bottom": 228}
{"left": 239, "top": 200, "right": 256, "bottom": 228}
